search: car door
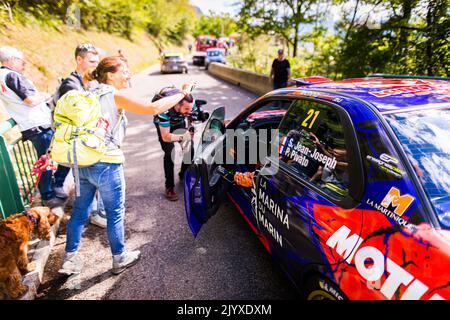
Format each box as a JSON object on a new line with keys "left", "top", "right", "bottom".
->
{"left": 184, "top": 107, "right": 230, "bottom": 236}
{"left": 252, "top": 97, "right": 365, "bottom": 284}
{"left": 184, "top": 96, "right": 292, "bottom": 237}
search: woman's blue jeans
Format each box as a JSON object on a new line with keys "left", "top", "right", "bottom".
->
{"left": 65, "top": 162, "right": 125, "bottom": 256}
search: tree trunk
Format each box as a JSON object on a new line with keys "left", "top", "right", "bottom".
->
{"left": 4, "top": 2, "right": 13, "bottom": 22}
{"left": 293, "top": 22, "right": 299, "bottom": 57}
{"left": 426, "top": 1, "right": 434, "bottom": 76}
{"left": 344, "top": 0, "right": 360, "bottom": 43}
{"left": 397, "top": 0, "right": 412, "bottom": 73}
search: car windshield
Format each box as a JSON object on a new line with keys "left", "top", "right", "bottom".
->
{"left": 165, "top": 55, "right": 182, "bottom": 61}
{"left": 385, "top": 108, "right": 450, "bottom": 229}
{"left": 208, "top": 51, "right": 222, "bottom": 57}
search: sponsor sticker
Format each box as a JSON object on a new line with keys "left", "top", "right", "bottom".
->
{"left": 380, "top": 187, "right": 414, "bottom": 217}
{"left": 366, "top": 187, "right": 415, "bottom": 228}
{"left": 366, "top": 153, "right": 404, "bottom": 179}
{"left": 319, "top": 280, "right": 344, "bottom": 300}
{"left": 326, "top": 225, "right": 444, "bottom": 300}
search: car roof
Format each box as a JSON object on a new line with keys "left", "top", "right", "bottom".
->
{"left": 164, "top": 53, "right": 183, "bottom": 57}
{"left": 283, "top": 76, "right": 450, "bottom": 114}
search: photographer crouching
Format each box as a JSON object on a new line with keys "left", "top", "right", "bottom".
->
{"left": 153, "top": 86, "right": 206, "bottom": 201}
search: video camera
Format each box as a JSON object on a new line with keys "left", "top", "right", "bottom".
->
{"left": 188, "top": 99, "right": 210, "bottom": 123}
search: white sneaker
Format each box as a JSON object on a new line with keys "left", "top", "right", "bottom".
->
{"left": 58, "top": 252, "right": 83, "bottom": 275}
{"left": 89, "top": 212, "right": 107, "bottom": 228}
{"left": 112, "top": 250, "right": 141, "bottom": 275}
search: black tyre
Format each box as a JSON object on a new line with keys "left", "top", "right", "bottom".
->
{"left": 303, "top": 276, "right": 347, "bottom": 300}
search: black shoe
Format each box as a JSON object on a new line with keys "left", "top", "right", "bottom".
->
{"left": 43, "top": 197, "right": 66, "bottom": 208}
{"left": 53, "top": 187, "right": 69, "bottom": 199}
{"left": 178, "top": 171, "right": 185, "bottom": 181}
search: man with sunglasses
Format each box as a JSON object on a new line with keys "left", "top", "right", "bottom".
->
{"left": 0, "top": 46, "right": 70, "bottom": 208}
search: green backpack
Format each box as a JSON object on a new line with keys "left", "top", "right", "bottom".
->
{"left": 51, "top": 90, "right": 108, "bottom": 167}
{"left": 51, "top": 90, "right": 110, "bottom": 195}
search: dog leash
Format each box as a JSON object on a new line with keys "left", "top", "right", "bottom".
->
{"left": 22, "top": 209, "right": 37, "bottom": 225}
{"left": 30, "top": 155, "right": 57, "bottom": 204}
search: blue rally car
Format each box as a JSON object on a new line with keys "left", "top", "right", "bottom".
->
{"left": 183, "top": 75, "right": 450, "bottom": 300}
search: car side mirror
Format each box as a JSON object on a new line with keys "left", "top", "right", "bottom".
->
{"left": 208, "top": 119, "right": 225, "bottom": 134}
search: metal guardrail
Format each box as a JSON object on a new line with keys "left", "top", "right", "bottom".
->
{"left": 0, "top": 118, "right": 38, "bottom": 219}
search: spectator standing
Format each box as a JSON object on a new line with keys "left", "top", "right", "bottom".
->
{"left": 0, "top": 46, "right": 70, "bottom": 208}
{"left": 269, "top": 49, "right": 292, "bottom": 90}
{"left": 57, "top": 55, "right": 195, "bottom": 275}
{"left": 58, "top": 43, "right": 107, "bottom": 229}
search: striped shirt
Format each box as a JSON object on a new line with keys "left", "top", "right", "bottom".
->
{"left": 153, "top": 101, "right": 198, "bottom": 131}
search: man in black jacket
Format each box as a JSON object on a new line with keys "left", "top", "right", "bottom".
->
{"left": 58, "top": 44, "right": 107, "bottom": 228}
{"left": 58, "top": 43, "right": 100, "bottom": 98}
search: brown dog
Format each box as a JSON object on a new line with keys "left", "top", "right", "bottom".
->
{"left": 0, "top": 207, "right": 59, "bottom": 299}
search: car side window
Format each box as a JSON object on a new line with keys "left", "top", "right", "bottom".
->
{"left": 236, "top": 99, "right": 292, "bottom": 131}
{"left": 355, "top": 120, "right": 407, "bottom": 183}
{"left": 278, "top": 99, "right": 350, "bottom": 199}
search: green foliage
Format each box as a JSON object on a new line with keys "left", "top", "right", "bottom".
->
{"left": 228, "top": 34, "right": 272, "bottom": 73}
{"left": 234, "top": 0, "right": 449, "bottom": 78}
{"left": 193, "top": 12, "right": 238, "bottom": 37}
{"left": 298, "top": 27, "right": 339, "bottom": 77}
{"left": 237, "top": 0, "right": 323, "bottom": 57}
{"left": 166, "top": 17, "right": 190, "bottom": 46}
{"left": 0, "top": 0, "right": 197, "bottom": 43}
{"left": 336, "top": 0, "right": 450, "bottom": 78}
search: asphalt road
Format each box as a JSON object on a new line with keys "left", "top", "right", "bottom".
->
{"left": 37, "top": 61, "right": 298, "bottom": 300}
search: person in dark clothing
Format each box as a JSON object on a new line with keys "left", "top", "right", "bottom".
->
{"left": 269, "top": 49, "right": 292, "bottom": 90}
{"left": 153, "top": 87, "right": 195, "bottom": 201}
{"left": 58, "top": 43, "right": 100, "bottom": 98}
{"left": 0, "top": 46, "right": 70, "bottom": 208}
{"left": 58, "top": 43, "right": 108, "bottom": 228}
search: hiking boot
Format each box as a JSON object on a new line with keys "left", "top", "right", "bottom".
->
{"left": 112, "top": 250, "right": 141, "bottom": 275}
{"left": 53, "top": 187, "right": 69, "bottom": 199}
{"left": 165, "top": 188, "right": 178, "bottom": 201}
{"left": 89, "top": 211, "right": 107, "bottom": 228}
{"left": 43, "top": 197, "right": 66, "bottom": 208}
{"left": 58, "top": 252, "right": 83, "bottom": 275}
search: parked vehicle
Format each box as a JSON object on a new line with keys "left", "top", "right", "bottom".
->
{"left": 160, "top": 53, "right": 188, "bottom": 74}
{"left": 205, "top": 48, "right": 226, "bottom": 70}
{"left": 192, "top": 35, "right": 217, "bottom": 66}
{"left": 183, "top": 74, "right": 450, "bottom": 300}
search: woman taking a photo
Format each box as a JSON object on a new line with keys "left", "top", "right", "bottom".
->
{"left": 58, "top": 55, "right": 194, "bottom": 275}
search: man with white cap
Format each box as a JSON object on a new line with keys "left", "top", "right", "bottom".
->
{"left": 0, "top": 46, "right": 70, "bottom": 208}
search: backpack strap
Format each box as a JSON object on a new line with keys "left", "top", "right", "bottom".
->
{"left": 73, "top": 134, "right": 81, "bottom": 196}
{"left": 105, "top": 110, "right": 125, "bottom": 147}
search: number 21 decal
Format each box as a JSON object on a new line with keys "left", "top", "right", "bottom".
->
{"left": 302, "top": 109, "right": 320, "bottom": 129}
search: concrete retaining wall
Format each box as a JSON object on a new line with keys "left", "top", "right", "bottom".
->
{"left": 208, "top": 63, "right": 273, "bottom": 96}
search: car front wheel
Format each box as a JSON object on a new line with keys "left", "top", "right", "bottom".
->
{"left": 303, "top": 275, "right": 347, "bottom": 300}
